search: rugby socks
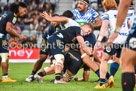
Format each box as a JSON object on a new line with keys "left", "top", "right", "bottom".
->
{"left": 38, "top": 71, "right": 46, "bottom": 77}
{"left": 134, "top": 66, "right": 136, "bottom": 74}
{"left": 100, "top": 78, "right": 105, "bottom": 86}
{"left": 122, "top": 73, "right": 135, "bottom": 91}
{"left": 55, "top": 73, "right": 61, "bottom": 80}
{"left": 106, "top": 72, "right": 110, "bottom": 79}
{"left": 95, "top": 69, "right": 100, "bottom": 77}
{"left": 31, "top": 70, "right": 36, "bottom": 75}
{"left": 110, "top": 62, "right": 119, "bottom": 77}
{"left": 2, "top": 72, "right": 8, "bottom": 80}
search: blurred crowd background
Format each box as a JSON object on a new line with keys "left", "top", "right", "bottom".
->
{"left": 0, "top": 0, "right": 135, "bottom": 48}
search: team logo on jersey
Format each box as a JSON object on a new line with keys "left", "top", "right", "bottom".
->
{"left": 106, "top": 46, "right": 111, "bottom": 53}
{"left": 129, "top": 37, "right": 136, "bottom": 48}
{"left": 57, "top": 33, "right": 64, "bottom": 38}
{"left": 12, "top": 17, "right": 17, "bottom": 24}
{"left": 80, "top": 30, "right": 83, "bottom": 36}
{"left": 0, "top": 33, "right": 4, "bottom": 38}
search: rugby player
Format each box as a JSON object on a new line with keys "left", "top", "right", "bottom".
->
{"left": 0, "top": 2, "right": 27, "bottom": 82}
{"left": 107, "top": 0, "right": 136, "bottom": 90}
{"left": 26, "top": 14, "right": 61, "bottom": 82}
{"left": 32, "top": 29, "right": 97, "bottom": 83}
{"left": 72, "top": 0, "right": 104, "bottom": 81}
{"left": 94, "top": 0, "right": 130, "bottom": 88}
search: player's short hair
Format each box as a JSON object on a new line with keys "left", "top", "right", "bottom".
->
{"left": 10, "top": 2, "right": 27, "bottom": 14}
{"left": 62, "top": 10, "right": 73, "bottom": 18}
{"left": 102, "top": 0, "right": 117, "bottom": 11}
{"left": 84, "top": 23, "right": 94, "bottom": 31}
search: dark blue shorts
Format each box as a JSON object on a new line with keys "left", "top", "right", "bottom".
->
{"left": 125, "top": 33, "right": 136, "bottom": 51}
{"left": 104, "top": 44, "right": 123, "bottom": 58}
{"left": 64, "top": 49, "right": 83, "bottom": 74}
{"left": 0, "top": 37, "right": 9, "bottom": 53}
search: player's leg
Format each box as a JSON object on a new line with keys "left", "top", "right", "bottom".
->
{"left": 54, "top": 54, "right": 65, "bottom": 83}
{"left": 26, "top": 54, "right": 48, "bottom": 82}
{"left": 35, "top": 63, "right": 55, "bottom": 83}
{"left": 121, "top": 48, "right": 136, "bottom": 91}
{"left": 110, "top": 55, "right": 119, "bottom": 77}
{"left": 80, "top": 49, "right": 110, "bottom": 80}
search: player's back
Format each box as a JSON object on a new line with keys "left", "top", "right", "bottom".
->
{"left": 53, "top": 26, "right": 82, "bottom": 43}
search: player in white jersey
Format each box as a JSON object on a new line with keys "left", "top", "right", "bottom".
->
{"left": 94, "top": 0, "right": 130, "bottom": 89}
{"left": 107, "top": 0, "right": 136, "bottom": 90}
{"left": 72, "top": 0, "right": 101, "bottom": 28}
{"left": 108, "top": 8, "right": 135, "bottom": 81}
{"left": 42, "top": 10, "right": 80, "bottom": 28}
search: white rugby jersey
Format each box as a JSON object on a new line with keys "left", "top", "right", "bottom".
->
{"left": 101, "top": 9, "right": 129, "bottom": 44}
{"left": 127, "top": 9, "right": 135, "bottom": 29}
{"left": 72, "top": 7, "right": 99, "bottom": 25}
{"left": 64, "top": 18, "right": 80, "bottom": 28}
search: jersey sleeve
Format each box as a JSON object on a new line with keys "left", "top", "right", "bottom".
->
{"left": 91, "top": 10, "right": 99, "bottom": 20}
{"left": 8, "top": 13, "right": 17, "bottom": 25}
{"left": 101, "top": 13, "right": 109, "bottom": 21}
{"left": 75, "top": 27, "right": 84, "bottom": 36}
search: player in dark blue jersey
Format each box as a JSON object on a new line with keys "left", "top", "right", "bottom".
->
{"left": 26, "top": 14, "right": 61, "bottom": 82}
{"left": 44, "top": 24, "right": 93, "bottom": 83}
{"left": 0, "top": 2, "right": 27, "bottom": 82}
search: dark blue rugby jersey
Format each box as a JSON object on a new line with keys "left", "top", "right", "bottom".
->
{"left": 0, "top": 11, "right": 17, "bottom": 36}
{"left": 84, "top": 33, "right": 96, "bottom": 48}
{"left": 42, "top": 24, "right": 57, "bottom": 40}
{"left": 53, "top": 26, "right": 83, "bottom": 43}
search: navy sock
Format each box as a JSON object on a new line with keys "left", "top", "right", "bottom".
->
{"left": 100, "top": 78, "right": 105, "bottom": 86}
{"left": 106, "top": 72, "right": 110, "bottom": 79}
{"left": 38, "top": 71, "right": 46, "bottom": 77}
{"left": 110, "top": 62, "right": 119, "bottom": 77}
{"left": 122, "top": 73, "right": 135, "bottom": 91}
{"left": 95, "top": 69, "right": 100, "bottom": 77}
{"left": 2, "top": 72, "right": 8, "bottom": 76}
{"left": 55, "top": 73, "right": 61, "bottom": 80}
{"left": 134, "top": 66, "right": 136, "bottom": 74}
{"left": 31, "top": 70, "right": 36, "bottom": 75}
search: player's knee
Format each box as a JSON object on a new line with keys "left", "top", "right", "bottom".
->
{"left": 1, "top": 53, "right": 9, "bottom": 63}
{"left": 54, "top": 54, "right": 64, "bottom": 65}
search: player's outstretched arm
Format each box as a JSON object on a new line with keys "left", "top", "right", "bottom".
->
{"left": 42, "top": 11, "right": 68, "bottom": 23}
{"left": 6, "top": 22, "right": 25, "bottom": 41}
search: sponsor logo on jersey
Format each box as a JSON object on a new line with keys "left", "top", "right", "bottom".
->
{"left": 12, "top": 17, "right": 17, "bottom": 24}
{"left": 0, "top": 33, "right": 4, "bottom": 38}
{"left": 129, "top": 37, "right": 136, "bottom": 48}
{"left": 57, "top": 33, "right": 64, "bottom": 38}
{"left": 119, "top": 32, "right": 128, "bottom": 36}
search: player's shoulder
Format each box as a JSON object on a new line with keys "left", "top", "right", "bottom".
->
{"left": 72, "top": 8, "right": 79, "bottom": 14}
{"left": 7, "top": 11, "right": 15, "bottom": 17}
{"left": 87, "top": 7, "right": 97, "bottom": 13}
{"left": 84, "top": 33, "right": 96, "bottom": 39}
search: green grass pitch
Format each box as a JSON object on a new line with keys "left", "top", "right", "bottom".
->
{"left": 0, "top": 63, "right": 135, "bottom": 91}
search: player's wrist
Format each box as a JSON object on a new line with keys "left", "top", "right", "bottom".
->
{"left": 114, "top": 26, "right": 121, "bottom": 32}
{"left": 97, "top": 36, "right": 103, "bottom": 42}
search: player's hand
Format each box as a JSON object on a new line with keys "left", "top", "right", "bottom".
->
{"left": 95, "top": 41, "right": 102, "bottom": 50}
{"left": 107, "top": 32, "right": 118, "bottom": 44}
{"left": 74, "top": 77, "right": 84, "bottom": 82}
{"left": 42, "top": 11, "right": 50, "bottom": 21}
{"left": 18, "top": 35, "right": 26, "bottom": 41}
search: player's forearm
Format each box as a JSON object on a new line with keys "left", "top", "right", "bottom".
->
{"left": 98, "top": 20, "right": 108, "bottom": 41}
{"left": 6, "top": 27, "right": 20, "bottom": 38}
{"left": 116, "top": 0, "right": 131, "bottom": 27}
{"left": 93, "top": 17, "right": 102, "bottom": 28}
